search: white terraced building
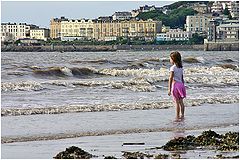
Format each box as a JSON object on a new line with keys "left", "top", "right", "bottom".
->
{"left": 1, "top": 23, "right": 33, "bottom": 42}
{"left": 156, "top": 28, "right": 192, "bottom": 41}
{"left": 217, "top": 23, "right": 239, "bottom": 41}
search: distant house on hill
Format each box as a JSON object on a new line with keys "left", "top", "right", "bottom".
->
{"left": 138, "top": 5, "right": 162, "bottom": 13}
{"left": 192, "top": 3, "right": 210, "bottom": 14}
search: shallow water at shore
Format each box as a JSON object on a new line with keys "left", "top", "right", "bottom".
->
{"left": 2, "top": 103, "right": 238, "bottom": 143}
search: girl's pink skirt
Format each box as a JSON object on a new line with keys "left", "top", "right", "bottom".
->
{"left": 171, "top": 81, "right": 186, "bottom": 101}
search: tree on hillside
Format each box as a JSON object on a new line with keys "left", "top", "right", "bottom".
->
{"left": 223, "top": 7, "right": 232, "bottom": 19}
{"left": 165, "top": 1, "right": 209, "bottom": 10}
{"left": 223, "top": 7, "right": 230, "bottom": 15}
{"left": 137, "top": 10, "right": 165, "bottom": 20}
{"left": 189, "top": 33, "right": 204, "bottom": 44}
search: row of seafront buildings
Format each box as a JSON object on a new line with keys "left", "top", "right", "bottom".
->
{"left": 1, "top": 1, "right": 239, "bottom": 43}
{"left": 1, "top": 17, "right": 162, "bottom": 42}
{"left": 50, "top": 16, "right": 162, "bottom": 41}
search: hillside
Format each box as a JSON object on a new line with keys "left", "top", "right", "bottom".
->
{"left": 137, "top": 7, "right": 197, "bottom": 29}
{"left": 164, "top": 1, "right": 209, "bottom": 10}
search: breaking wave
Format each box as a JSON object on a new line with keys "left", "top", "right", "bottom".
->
{"left": 217, "top": 64, "right": 239, "bottom": 71}
{"left": 33, "top": 67, "right": 101, "bottom": 78}
{"left": 1, "top": 95, "right": 238, "bottom": 117}
{"left": 221, "top": 59, "right": 235, "bottom": 63}
{"left": 2, "top": 65, "right": 238, "bottom": 92}
{"left": 71, "top": 59, "right": 118, "bottom": 64}
{"left": 183, "top": 56, "right": 206, "bottom": 64}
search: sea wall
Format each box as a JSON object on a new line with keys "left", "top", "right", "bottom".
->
{"left": 116, "top": 44, "right": 204, "bottom": 51}
{"left": 204, "top": 41, "right": 239, "bottom": 51}
{"left": 1, "top": 45, "right": 116, "bottom": 52}
{"left": 1, "top": 44, "right": 204, "bottom": 52}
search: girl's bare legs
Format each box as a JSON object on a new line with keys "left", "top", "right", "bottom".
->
{"left": 179, "top": 99, "right": 185, "bottom": 118}
{"left": 175, "top": 100, "right": 181, "bottom": 119}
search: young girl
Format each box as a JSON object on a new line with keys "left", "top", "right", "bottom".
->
{"left": 168, "top": 51, "right": 186, "bottom": 120}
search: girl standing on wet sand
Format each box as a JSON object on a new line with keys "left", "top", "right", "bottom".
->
{"left": 168, "top": 51, "right": 186, "bottom": 120}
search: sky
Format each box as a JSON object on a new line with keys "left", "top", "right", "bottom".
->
{"left": 1, "top": 1, "right": 175, "bottom": 28}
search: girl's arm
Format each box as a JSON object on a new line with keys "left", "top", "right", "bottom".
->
{"left": 182, "top": 75, "right": 185, "bottom": 84}
{"left": 168, "top": 71, "right": 174, "bottom": 96}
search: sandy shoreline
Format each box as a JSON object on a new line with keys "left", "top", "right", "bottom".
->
{"left": 1, "top": 103, "right": 239, "bottom": 159}
{"left": 1, "top": 125, "right": 238, "bottom": 159}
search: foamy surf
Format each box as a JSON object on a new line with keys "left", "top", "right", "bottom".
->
{"left": 1, "top": 95, "right": 238, "bottom": 116}
{"left": 1, "top": 81, "right": 44, "bottom": 92}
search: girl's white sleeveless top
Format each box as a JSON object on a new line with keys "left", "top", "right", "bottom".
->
{"left": 169, "top": 64, "right": 183, "bottom": 83}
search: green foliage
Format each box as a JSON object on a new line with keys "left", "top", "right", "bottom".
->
{"left": 223, "top": 7, "right": 230, "bottom": 16}
{"left": 165, "top": 1, "right": 209, "bottom": 10}
{"left": 137, "top": 10, "right": 165, "bottom": 20}
{"left": 156, "top": 40, "right": 190, "bottom": 45}
{"left": 189, "top": 33, "right": 204, "bottom": 44}
{"left": 14, "top": 39, "right": 21, "bottom": 44}
{"left": 137, "top": 7, "right": 197, "bottom": 29}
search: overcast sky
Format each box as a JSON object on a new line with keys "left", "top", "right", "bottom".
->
{"left": 1, "top": 1, "right": 174, "bottom": 28}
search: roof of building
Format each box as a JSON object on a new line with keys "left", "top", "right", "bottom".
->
{"left": 52, "top": 16, "right": 69, "bottom": 22}
{"left": 1, "top": 22, "right": 28, "bottom": 25}
{"left": 140, "top": 5, "right": 156, "bottom": 10}
{"left": 113, "top": 12, "right": 132, "bottom": 16}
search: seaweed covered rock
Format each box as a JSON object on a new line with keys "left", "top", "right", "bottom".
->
{"left": 214, "top": 154, "right": 239, "bottom": 159}
{"left": 162, "top": 135, "right": 196, "bottom": 151}
{"left": 122, "top": 151, "right": 153, "bottom": 159}
{"left": 104, "top": 156, "right": 118, "bottom": 159}
{"left": 154, "top": 153, "right": 169, "bottom": 159}
{"left": 218, "top": 132, "right": 239, "bottom": 151}
{"left": 53, "top": 146, "right": 93, "bottom": 159}
{"left": 162, "top": 130, "right": 239, "bottom": 152}
{"left": 194, "top": 130, "right": 222, "bottom": 146}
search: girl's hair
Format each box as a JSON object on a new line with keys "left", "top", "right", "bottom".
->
{"left": 170, "top": 51, "right": 183, "bottom": 68}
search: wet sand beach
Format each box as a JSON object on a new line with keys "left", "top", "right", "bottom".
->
{"left": 1, "top": 103, "right": 239, "bottom": 159}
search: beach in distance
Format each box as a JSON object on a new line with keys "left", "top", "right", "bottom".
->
{"left": 1, "top": 50, "right": 239, "bottom": 158}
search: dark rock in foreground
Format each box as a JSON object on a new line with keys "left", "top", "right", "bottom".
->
{"left": 122, "top": 151, "right": 153, "bottom": 159}
{"left": 163, "top": 135, "right": 196, "bottom": 151}
{"left": 104, "top": 156, "right": 118, "bottom": 159}
{"left": 162, "top": 130, "right": 239, "bottom": 151}
{"left": 154, "top": 153, "right": 169, "bottom": 159}
{"left": 53, "top": 146, "right": 93, "bottom": 159}
{"left": 213, "top": 154, "right": 239, "bottom": 159}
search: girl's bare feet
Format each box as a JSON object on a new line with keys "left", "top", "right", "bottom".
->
{"left": 180, "top": 115, "right": 185, "bottom": 119}
{"left": 174, "top": 117, "right": 181, "bottom": 122}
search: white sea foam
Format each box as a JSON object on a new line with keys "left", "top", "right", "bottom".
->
{"left": 99, "top": 67, "right": 168, "bottom": 77}
{"left": 44, "top": 78, "right": 156, "bottom": 92}
{"left": 1, "top": 81, "right": 44, "bottom": 92}
{"left": 1, "top": 95, "right": 238, "bottom": 116}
